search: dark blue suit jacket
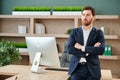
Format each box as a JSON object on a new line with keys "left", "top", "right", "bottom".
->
{"left": 67, "top": 27, "right": 105, "bottom": 78}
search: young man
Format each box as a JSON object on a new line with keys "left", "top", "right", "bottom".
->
{"left": 67, "top": 6, "right": 105, "bottom": 80}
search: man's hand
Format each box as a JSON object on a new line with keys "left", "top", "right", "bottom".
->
{"left": 74, "top": 43, "right": 83, "bottom": 50}
{"left": 94, "top": 42, "right": 101, "bottom": 47}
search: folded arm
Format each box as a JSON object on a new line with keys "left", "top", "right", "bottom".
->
{"left": 85, "top": 30, "right": 105, "bottom": 55}
{"left": 67, "top": 29, "right": 85, "bottom": 58}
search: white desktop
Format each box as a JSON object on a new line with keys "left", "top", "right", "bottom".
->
{"left": 25, "top": 37, "right": 60, "bottom": 73}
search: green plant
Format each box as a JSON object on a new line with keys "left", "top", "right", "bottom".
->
{"left": 15, "top": 42, "right": 27, "bottom": 48}
{"left": 13, "top": 6, "right": 51, "bottom": 11}
{"left": 66, "top": 28, "right": 72, "bottom": 34}
{"left": 0, "top": 39, "right": 22, "bottom": 67}
{"left": 53, "top": 6, "right": 83, "bottom": 11}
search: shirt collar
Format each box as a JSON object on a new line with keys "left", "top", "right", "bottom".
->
{"left": 82, "top": 26, "right": 92, "bottom": 32}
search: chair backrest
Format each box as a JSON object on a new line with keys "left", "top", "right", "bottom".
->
{"left": 60, "top": 41, "right": 72, "bottom": 67}
{"left": 101, "top": 69, "right": 112, "bottom": 80}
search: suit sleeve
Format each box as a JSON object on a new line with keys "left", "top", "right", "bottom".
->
{"left": 67, "top": 29, "right": 86, "bottom": 58}
{"left": 85, "top": 30, "right": 105, "bottom": 55}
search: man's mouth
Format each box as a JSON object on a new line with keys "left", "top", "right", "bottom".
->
{"left": 83, "top": 20, "right": 87, "bottom": 23}
{"left": 83, "top": 19, "right": 87, "bottom": 22}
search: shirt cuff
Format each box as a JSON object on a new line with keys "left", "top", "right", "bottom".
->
{"left": 81, "top": 46, "right": 89, "bottom": 56}
{"left": 86, "top": 53, "right": 89, "bottom": 56}
{"left": 81, "top": 46, "right": 85, "bottom": 52}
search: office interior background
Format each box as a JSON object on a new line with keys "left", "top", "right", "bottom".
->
{"left": 0, "top": 0, "right": 120, "bottom": 79}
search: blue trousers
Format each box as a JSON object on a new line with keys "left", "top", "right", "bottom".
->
{"left": 70, "top": 64, "right": 100, "bottom": 80}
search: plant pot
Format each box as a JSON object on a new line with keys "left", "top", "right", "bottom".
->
{"left": 52, "top": 11, "right": 81, "bottom": 15}
{"left": 12, "top": 11, "right": 51, "bottom": 15}
{"left": 18, "top": 48, "right": 28, "bottom": 52}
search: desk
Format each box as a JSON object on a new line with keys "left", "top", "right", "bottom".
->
{"left": 0, "top": 65, "right": 68, "bottom": 80}
{"left": 0, "top": 65, "right": 112, "bottom": 80}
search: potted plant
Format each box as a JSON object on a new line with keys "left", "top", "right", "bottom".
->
{"left": 12, "top": 6, "right": 51, "bottom": 15}
{"left": 0, "top": 39, "right": 22, "bottom": 67}
{"left": 52, "top": 6, "right": 83, "bottom": 15}
{"left": 15, "top": 42, "right": 28, "bottom": 52}
{"left": 65, "top": 28, "right": 72, "bottom": 34}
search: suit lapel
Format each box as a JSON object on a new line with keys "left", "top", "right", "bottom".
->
{"left": 78, "top": 27, "right": 84, "bottom": 45}
{"left": 86, "top": 27, "right": 97, "bottom": 46}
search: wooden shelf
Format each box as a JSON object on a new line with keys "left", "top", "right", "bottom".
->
{"left": 0, "top": 33, "right": 69, "bottom": 38}
{"left": 0, "top": 15, "right": 119, "bottom": 19}
{"left": 21, "top": 52, "right": 120, "bottom": 60}
{"left": 96, "top": 15, "right": 120, "bottom": 19}
{"left": 59, "top": 53, "right": 120, "bottom": 60}
{"left": 99, "top": 55, "right": 120, "bottom": 60}
{"left": 0, "top": 33, "right": 119, "bottom": 39}
{"left": 29, "top": 34, "right": 69, "bottom": 38}
{"left": 0, "top": 15, "right": 79, "bottom": 19}
{"left": 105, "top": 35, "right": 119, "bottom": 39}
{"left": 0, "top": 15, "right": 31, "bottom": 18}
{"left": 20, "top": 52, "right": 29, "bottom": 56}
{"left": 0, "top": 33, "right": 29, "bottom": 37}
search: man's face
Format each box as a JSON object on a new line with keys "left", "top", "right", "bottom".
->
{"left": 81, "top": 10, "right": 94, "bottom": 26}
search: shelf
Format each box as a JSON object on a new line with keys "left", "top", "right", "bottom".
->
{"left": 0, "top": 33, "right": 69, "bottom": 38}
{"left": 96, "top": 15, "right": 120, "bottom": 19}
{"left": 0, "top": 33, "right": 119, "bottom": 39}
{"left": 0, "top": 15, "right": 119, "bottom": 19}
{"left": 59, "top": 53, "right": 120, "bottom": 60}
{"left": 30, "top": 34, "right": 69, "bottom": 38}
{"left": 0, "top": 15, "right": 80, "bottom": 19}
{"left": 20, "top": 52, "right": 120, "bottom": 60}
{"left": 0, "top": 15, "right": 31, "bottom": 18}
{"left": 34, "top": 15, "right": 80, "bottom": 19}
{"left": 105, "top": 35, "right": 119, "bottom": 39}
{"left": 20, "top": 52, "right": 28, "bottom": 56}
{"left": 99, "top": 55, "right": 120, "bottom": 60}
{"left": 0, "top": 33, "right": 29, "bottom": 37}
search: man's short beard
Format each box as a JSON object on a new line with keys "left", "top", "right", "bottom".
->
{"left": 83, "top": 19, "right": 92, "bottom": 26}
{"left": 83, "top": 22, "right": 91, "bottom": 26}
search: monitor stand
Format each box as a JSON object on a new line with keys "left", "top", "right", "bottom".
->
{"left": 31, "top": 52, "right": 45, "bottom": 74}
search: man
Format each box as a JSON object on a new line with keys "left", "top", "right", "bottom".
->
{"left": 67, "top": 6, "right": 105, "bottom": 80}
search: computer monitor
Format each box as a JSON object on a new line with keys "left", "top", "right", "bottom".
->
{"left": 25, "top": 37, "right": 60, "bottom": 69}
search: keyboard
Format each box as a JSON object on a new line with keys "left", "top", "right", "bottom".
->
{"left": 45, "top": 67, "right": 69, "bottom": 71}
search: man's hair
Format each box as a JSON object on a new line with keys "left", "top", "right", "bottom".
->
{"left": 82, "top": 6, "right": 96, "bottom": 16}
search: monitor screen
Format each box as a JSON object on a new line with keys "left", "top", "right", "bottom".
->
{"left": 25, "top": 37, "right": 60, "bottom": 67}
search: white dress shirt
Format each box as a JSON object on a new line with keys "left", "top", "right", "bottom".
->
{"left": 82, "top": 26, "right": 92, "bottom": 51}
{"left": 79, "top": 26, "right": 92, "bottom": 63}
